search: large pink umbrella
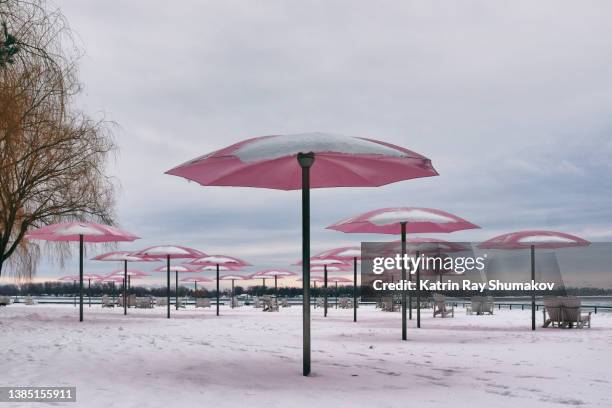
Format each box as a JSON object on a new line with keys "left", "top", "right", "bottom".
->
{"left": 131, "top": 245, "right": 205, "bottom": 318}
{"left": 219, "top": 274, "right": 250, "bottom": 308}
{"left": 166, "top": 132, "right": 438, "bottom": 376}
{"left": 91, "top": 251, "right": 157, "bottom": 315}
{"left": 26, "top": 222, "right": 139, "bottom": 321}
{"left": 188, "top": 255, "right": 250, "bottom": 316}
{"left": 327, "top": 207, "right": 479, "bottom": 336}
{"left": 479, "top": 230, "right": 589, "bottom": 330}
{"left": 312, "top": 246, "right": 362, "bottom": 321}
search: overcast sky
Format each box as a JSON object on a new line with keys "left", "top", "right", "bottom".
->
{"left": 7, "top": 1, "right": 612, "bottom": 287}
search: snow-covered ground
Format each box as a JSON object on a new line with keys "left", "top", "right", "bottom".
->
{"left": 1, "top": 303, "right": 610, "bottom": 408}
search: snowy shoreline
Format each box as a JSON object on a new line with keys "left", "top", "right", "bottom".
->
{"left": 1, "top": 304, "right": 610, "bottom": 408}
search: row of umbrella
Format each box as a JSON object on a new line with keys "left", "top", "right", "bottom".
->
{"left": 25, "top": 132, "right": 590, "bottom": 378}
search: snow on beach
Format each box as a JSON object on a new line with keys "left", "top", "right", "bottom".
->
{"left": 1, "top": 304, "right": 611, "bottom": 408}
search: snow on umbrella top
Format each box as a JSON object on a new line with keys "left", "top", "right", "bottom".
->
{"left": 199, "top": 265, "right": 236, "bottom": 272}
{"left": 251, "top": 269, "right": 297, "bottom": 278}
{"left": 327, "top": 207, "right": 479, "bottom": 234}
{"left": 180, "top": 276, "right": 213, "bottom": 283}
{"left": 131, "top": 245, "right": 206, "bottom": 259}
{"left": 165, "top": 132, "right": 438, "bottom": 190}
{"left": 153, "top": 264, "right": 201, "bottom": 273}
{"left": 298, "top": 276, "right": 325, "bottom": 283}
{"left": 108, "top": 269, "right": 150, "bottom": 277}
{"left": 92, "top": 251, "right": 157, "bottom": 262}
{"left": 294, "top": 257, "right": 352, "bottom": 266}
{"left": 26, "top": 222, "right": 139, "bottom": 243}
{"left": 479, "top": 230, "right": 590, "bottom": 250}
{"left": 188, "top": 255, "right": 251, "bottom": 267}
{"left": 311, "top": 265, "right": 351, "bottom": 273}
{"left": 99, "top": 275, "right": 126, "bottom": 283}
{"left": 219, "top": 274, "right": 250, "bottom": 281}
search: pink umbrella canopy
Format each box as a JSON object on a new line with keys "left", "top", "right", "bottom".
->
{"left": 188, "top": 255, "right": 251, "bottom": 267}
{"left": 26, "top": 222, "right": 139, "bottom": 243}
{"left": 479, "top": 230, "right": 590, "bottom": 250}
{"left": 252, "top": 269, "right": 297, "bottom": 278}
{"left": 219, "top": 274, "right": 250, "bottom": 281}
{"left": 131, "top": 245, "right": 206, "bottom": 259}
{"left": 153, "top": 264, "right": 201, "bottom": 273}
{"left": 99, "top": 275, "right": 126, "bottom": 283}
{"left": 327, "top": 207, "right": 479, "bottom": 235}
{"left": 297, "top": 276, "right": 325, "bottom": 283}
{"left": 165, "top": 132, "right": 438, "bottom": 377}
{"left": 313, "top": 246, "right": 362, "bottom": 261}
{"left": 92, "top": 251, "right": 157, "bottom": 262}
{"left": 165, "top": 132, "right": 437, "bottom": 190}
{"left": 180, "top": 276, "right": 213, "bottom": 283}
{"left": 108, "top": 269, "right": 150, "bottom": 277}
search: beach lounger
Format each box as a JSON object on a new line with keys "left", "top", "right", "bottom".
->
{"left": 467, "top": 296, "right": 482, "bottom": 315}
{"left": 196, "top": 298, "right": 211, "bottom": 308}
{"left": 380, "top": 296, "right": 397, "bottom": 312}
{"left": 482, "top": 296, "right": 495, "bottom": 315}
{"left": 0, "top": 296, "right": 11, "bottom": 306}
{"left": 542, "top": 297, "right": 563, "bottom": 328}
{"left": 252, "top": 297, "right": 262, "bottom": 308}
{"left": 561, "top": 297, "right": 591, "bottom": 329}
{"left": 156, "top": 297, "right": 167, "bottom": 307}
{"left": 315, "top": 297, "right": 324, "bottom": 309}
{"left": 280, "top": 298, "right": 290, "bottom": 308}
{"left": 433, "top": 293, "right": 454, "bottom": 318}
{"left": 338, "top": 298, "right": 351, "bottom": 309}
{"left": 135, "top": 297, "right": 154, "bottom": 308}
{"left": 24, "top": 296, "right": 36, "bottom": 305}
{"left": 262, "top": 296, "right": 279, "bottom": 312}
{"left": 101, "top": 295, "right": 115, "bottom": 308}
{"left": 176, "top": 298, "right": 186, "bottom": 308}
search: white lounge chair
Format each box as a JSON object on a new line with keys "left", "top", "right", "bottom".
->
{"left": 101, "top": 295, "right": 115, "bottom": 308}
{"left": 433, "top": 293, "right": 454, "bottom": 318}
{"left": 24, "top": 296, "right": 35, "bottom": 305}
{"left": 136, "top": 297, "right": 154, "bottom": 308}
{"left": 156, "top": 297, "right": 168, "bottom": 307}
{"left": 0, "top": 296, "right": 11, "bottom": 306}
{"left": 252, "top": 297, "right": 262, "bottom": 308}
{"left": 561, "top": 297, "right": 591, "bottom": 329}
{"left": 196, "top": 298, "right": 211, "bottom": 308}
{"left": 262, "top": 296, "right": 279, "bottom": 312}
{"left": 280, "top": 298, "right": 290, "bottom": 308}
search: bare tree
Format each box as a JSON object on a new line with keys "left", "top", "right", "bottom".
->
{"left": 0, "top": 0, "right": 116, "bottom": 279}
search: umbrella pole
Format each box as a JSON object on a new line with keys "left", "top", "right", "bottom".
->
{"left": 416, "top": 250, "right": 421, "bottom": 328}
{"left": 531, "top": 245, "right": 536, "bottom": 331}
{"left": 166, "top": 255, "right": 170, "bottom": 319}
{"left": 275, "top": 275, "right": 278, "bottom": 306}
{"left": 123, "top": 260, "right": 127, "bottom": 315}
{"left": 231, "top": 279, "right": 235, "bottom": 309}
{"left": 298, "top": 152, "right": 314, "bottom": 377}
{"left": 400, "top": 222, "right": 407, "bottom": 340}
{"left": 216, "top": 263, "right": 220, "bottom": 316}
{"left": 335, "top": 281, "right": 338, "bottom": 309}
{"left": 79, "top": 234, "right": 84, "bottom": 322}
{"left": 353, "top": 256, "right": 357, "bottom": 322}
{"left": 175, "top": 271, "right": 179, "bottom": 310}
{"left": 73, "top": 280, "right": 76, "bottom": 307}
{"left": 88, "top": 279, "right": 91, "bottom": 308}
{"left": 324, "top": 265, "right": 328, "bottom": 317}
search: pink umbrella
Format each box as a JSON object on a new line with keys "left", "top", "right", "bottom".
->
{"left": 327, "top": 207, "right": 479, "bottom": 335}
{"left": 166, "top": 132, "right": 438, "bottom": 376}
{"left": 312, "top": 246, "right": 362, "bottom": 321}
{"left": 219, "top": 274, "right": 250, "bottom": 308}
{"left": 251, "top": 269, "right": 297, "bottom": 297}
{"left": 26, "top": 222, "right": 139, "bottom": 322}
{"left": 131, "top": 245, "right": 206, "bottom": 318}
{"left": 188, "top": 255, "right": 250, "bottom": 316}
{"left": 91, "top": 251, "right": 157, "bottom": 315}
{"left": 180, "top": 276, "right": 213, "bottom": 294}
{"left": 479, "top": 230, "right": 590, "bottom": 331}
